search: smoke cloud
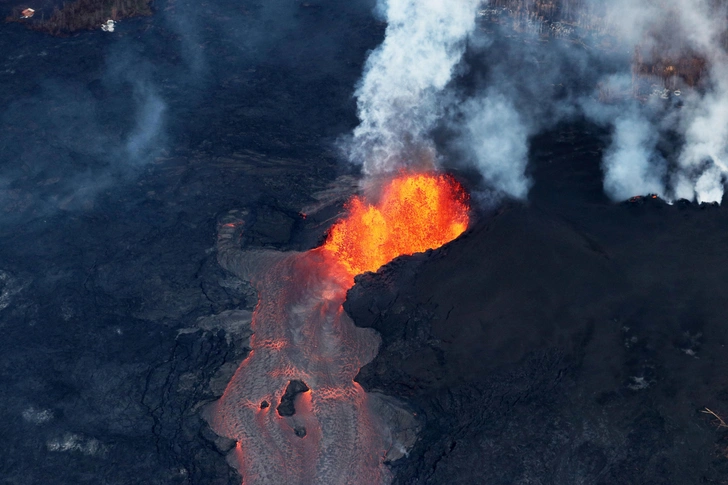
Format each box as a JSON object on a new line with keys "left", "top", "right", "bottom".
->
{"left": 348, "top": 0, "right": 728, "bottom": 204}
{"left": 0, "top": 50, "right": 166, "bottom": 221}
{"left": 347, "top": 0, "right": 481, "bottom": 174}
{"left": 585, "top": 0, "right": 728, "bottom": 203}
{"left": 456, "top": 91, "right": 531, "bottom": 199}
{"left": 602, "top": 110, "right": 666, "bottom": 201}
{"left": 123, "top": 83, "right": 166, "bottom": 166}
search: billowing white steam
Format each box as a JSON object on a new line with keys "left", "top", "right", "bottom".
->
{"left": 347, "top": 0, "right": 728, "bottom": 203}
{"left": 596, "top": 0, "right": 728, "bottom": 203}
{"left": 603, "top": 111, "right": 666, "bottom": 201}
{"left": 349, "top": 0, "right": 481, "bottom": 174}
{"left": 675, "top": 62, "right": 728, "bottom": 203}
{"left": 458, "top": 92, "right": 531, "bottom": 199}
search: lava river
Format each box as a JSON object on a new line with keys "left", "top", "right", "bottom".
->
{"left": 210, "top": 172, "right": 469, "bottom": 485}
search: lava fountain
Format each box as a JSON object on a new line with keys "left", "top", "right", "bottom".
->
{"left": 323, "top": 173, "right": 470, "bottom": 278}
{"left": 210, "top": 172, "right": 469, "bottom": 485}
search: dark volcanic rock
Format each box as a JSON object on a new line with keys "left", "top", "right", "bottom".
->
{"left": 277, "top": 379, "right": 311, "bottom": 417}
{"left": 247, "top": 205, "right": 297, "bottom": 247}
{"left": 347, "top": 130, "right": 728, "bottom": 484}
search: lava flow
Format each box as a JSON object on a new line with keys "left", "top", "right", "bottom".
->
{"left": 210, "top": 172, "right": 469, "bottom": 485}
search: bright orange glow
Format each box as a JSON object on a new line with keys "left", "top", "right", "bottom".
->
{"left": 323, "top": 172, "right": 470, "bottom": 277}
{"left": 214, "top": 172, "right": 469, "bottom": 484}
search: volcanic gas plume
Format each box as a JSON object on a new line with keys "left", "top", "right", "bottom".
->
{"left": 210, "top": 172, "right": 469, "bottom": 485}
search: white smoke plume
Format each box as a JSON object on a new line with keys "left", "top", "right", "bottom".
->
{"left": 348, "top": 0, "right": 728, "bottom": 204}
{"left": 602, "top": 111, "right": 667, "bottom": 200}
{"left": 457, "top": 92, "right": 531, "bottom": 199}
{"left": 591, "top": 0, "right": 728, "bottom": 203}
{"left": 125, "top": 83, "right": 167, "bottom": 165}
{"left": 675, "top": 62, "right": 728, "bottom": 203}
{"left": 348, "top": 0, "right": 481, "bottom": 174}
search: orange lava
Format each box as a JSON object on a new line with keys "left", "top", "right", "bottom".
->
{"left": 323, "top": 172, "right": 470, "bottom": 277}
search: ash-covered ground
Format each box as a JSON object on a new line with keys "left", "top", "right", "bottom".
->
{"left": 2, "top": 0, "right": 728, "bottom": 484}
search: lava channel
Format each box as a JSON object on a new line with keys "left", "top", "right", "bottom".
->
{"left": 210, "top": 172, "right": 469, "bottom": 485}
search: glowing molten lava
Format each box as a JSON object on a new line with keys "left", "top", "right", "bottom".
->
{"left": 210, "top": 171, "right": 469, "bottom": 485}
{"left": 323, "top": 172, "right": 470, "bottom": 277}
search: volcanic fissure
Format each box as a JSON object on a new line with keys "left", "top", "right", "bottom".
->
{"left": 210, "top": 172, "right": 469, "bottom": 485}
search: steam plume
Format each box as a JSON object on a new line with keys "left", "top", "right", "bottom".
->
{"left": 348, "top": 0, "right": 481, "bottom": 174}
{"left": 0, "top": 53, "right": 166, "bottom": 221}
{"left": 591, "top": 0, "right": 728, "bottom": 203}
{"left": 457, "top": 92, "right": 531, "bottom": 199}
{"left": 602, "top": 108, "right": 666, "bottom": 201}
{"left": 124, "top": 82, "right": 166, "bottom": 165}
{"left": 416, "top": 0, "right": 728, "bottom": 204}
